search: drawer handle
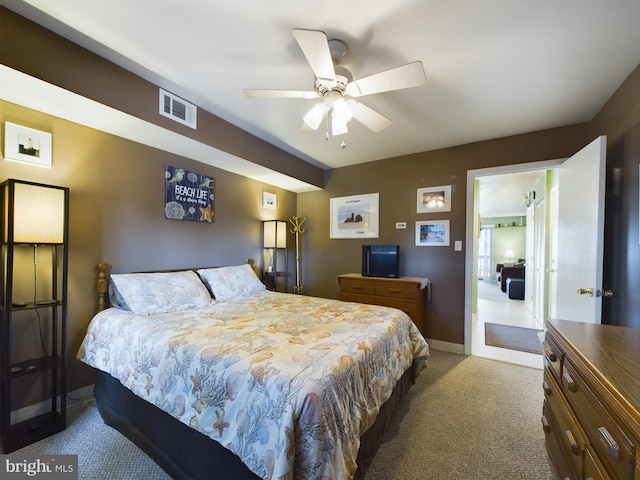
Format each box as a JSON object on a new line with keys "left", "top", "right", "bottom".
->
{"left": 542, "top": 380, "right": 552, "bottom": 396}
{"left": 352, "top": 285, "right": 363, "bottom": 290}
{"left": 562, "top": 372, "right": 577, "bottom": 392}
{"left": 388, "top": 288, "right": 402, "bottom": 293}
{"left": 597, "top": 426, "right": 620, "bottom": 461}
{"left": 541, "top": 414, "right": 551, "bottom": 433}
{"left": 565, "top": 429, "right": 580, "bottom": 455}
{"left": 544, "top": 348, "right": 557, "bottom": 363}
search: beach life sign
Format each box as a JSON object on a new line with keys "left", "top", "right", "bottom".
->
{"left": 164, "top": 166, "right": 215, "bottom": 223}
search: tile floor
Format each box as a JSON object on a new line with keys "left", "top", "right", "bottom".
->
{"left": 472, "top": 280, "right": 545, "bottom": 369}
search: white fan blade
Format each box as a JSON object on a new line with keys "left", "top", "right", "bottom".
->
{"left": 292, "top": 29, "right": 336, "bottom": 82}
{"left": 244, "top": 89, "right": 319, "bottom": 99}
{"left": 350, "top": 101, "right": 393, "bottom": 132}
{"left": 346, "top": 61, "right": 426, "bottom": 97}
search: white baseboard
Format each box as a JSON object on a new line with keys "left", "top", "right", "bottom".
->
{"left": 427, "top": 338, "right": 465, "bottom": 355}
{"left": 10, "top": 384, "right": 95, "bottom": 425}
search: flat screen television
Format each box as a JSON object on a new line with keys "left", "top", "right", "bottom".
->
{"left": 362, "top": 244, "right": 400, "bottom": 278}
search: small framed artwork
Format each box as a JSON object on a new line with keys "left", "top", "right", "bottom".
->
{"left": 417, "top": 185, "right": 451, "bottom": 213}
{"left": 416, "top": 220, "right": 450, "bottom": 246}
{"left": 4, "top": 122, "right": 53, "bottom": 168}
{"left": 330, "top": 193, "right": 379, "bottom": 239}
{"left": 263, "top": 192, "right": 276, "bottom": 209}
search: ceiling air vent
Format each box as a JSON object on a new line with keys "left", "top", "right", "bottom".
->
{"left": 159, "top": 88, "right": 197, "bottom": 129}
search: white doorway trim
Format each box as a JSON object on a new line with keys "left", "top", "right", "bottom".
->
{"left": 464, "top": 159, "right": 564, "bottom": 355}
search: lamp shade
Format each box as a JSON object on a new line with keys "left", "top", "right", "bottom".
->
{"left": 2, "top": 179, "right": 68, "bottom": 244}
{"left": 505, "top": 249, "right": 515, "bottom": 260}
{"left": 263, "top": 220, "right": 287, "bottom": 248}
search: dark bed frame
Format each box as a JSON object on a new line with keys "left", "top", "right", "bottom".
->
{"left": 91, "top": 262, "right": 419, "bottom": 479}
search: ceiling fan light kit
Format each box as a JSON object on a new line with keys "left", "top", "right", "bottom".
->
{"left": 244, "top": 28, "right": 427, "bottom": 140}
{"left": 303, "top": 102, "right": 329, "bottom": 130}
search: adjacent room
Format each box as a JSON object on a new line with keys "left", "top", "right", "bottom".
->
{"left": 1, "top": 1, "right": 639, "bottom": 479}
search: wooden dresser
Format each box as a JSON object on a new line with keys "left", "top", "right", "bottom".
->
{"left": 337, "top": 273, "right": 429, "bottom": 334}
{"left": 542, "top": 318, "right": 640, "bottom": 479}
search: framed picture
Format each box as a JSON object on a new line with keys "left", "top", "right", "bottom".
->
{"left": 263, "top": 192, "right": 276, "bottom": 209}
{"left": 417, "top": 185, "right": 451, "bottom": 213}
{"left": 164, "top": 166, "right": 215, "bottom": 223}
{"left": 4, "top": 122, "right": 53, "bottom": 167}
{"left": 416, "top": 220, "right": 450, "bottom": 246}
{"left": 330, "top": 193, "right": 379, "bottom": 239}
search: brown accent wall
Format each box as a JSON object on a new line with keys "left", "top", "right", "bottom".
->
{"left": 298, "top": 124, "right": 592, "bottom": 344}
{"left": 595, "top": 63, "right": 640, "bottom": 329}
{"left": 0, "top": 100, "right": 297, "bottom": 393}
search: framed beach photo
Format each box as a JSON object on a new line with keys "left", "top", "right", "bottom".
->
{"left": 417, "top": 185, "right": 451, "bottom": 213}
{"left": 263, "top": 192, "right": 276, "bottom": 209}
{"left": 416, "top": 220, "right": 450, "bottom": 246}
{"left": 4, "top": 122, "right": 53, "bottom": 168}
{"left": 330, "top": 193, "right": 379, "bottom": 239}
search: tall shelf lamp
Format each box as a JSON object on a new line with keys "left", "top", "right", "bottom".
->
{"left": 0, "top": 179, "right": 69, "bottom": 453}
{"left": 261, "top": 220, "right": 288, "bottom": 292}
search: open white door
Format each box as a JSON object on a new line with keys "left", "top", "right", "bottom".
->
{"left": 548, "top": 185, "right": 559, "bottom": 318}
{"left": 555, "top": 136, "right": 607, "bottom": 324}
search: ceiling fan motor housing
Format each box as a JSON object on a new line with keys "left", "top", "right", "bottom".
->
{"left": 328, "top": 39, "right": 348, "bottom": 65}
{"left": 314, "top": 73, "right": 351, "bottom": 96}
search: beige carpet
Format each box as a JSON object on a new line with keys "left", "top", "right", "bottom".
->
{"left": 12, "top": 350, "right": 558, "bottom": 479}
{"left": 363, "top": 350, "right": 557, "bottom": 480}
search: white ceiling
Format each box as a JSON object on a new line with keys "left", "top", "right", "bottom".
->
{"left": 478, "top": 170, "right": 546, "bottom": 218}
{"left": 4, "top": 0, "right": 640, "bottom": 175}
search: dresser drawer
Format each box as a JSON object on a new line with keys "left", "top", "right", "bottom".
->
{"left": 562, "top": 358, "right": 636, "bottom": 480}
{"left": 584, "top": 446, "right": 611, "bottom": 480}
{"left": 544, "top": 334, "right": 563, "bottom": 383}
{"left": 339, "top": 277, "right": 376, "bottom": 295}
{"left": 375, "top": 281, "right": 418, "bottom": 299}
{"left": 543, "top": 370, "right": 588, "bottom": 477}
{"left": 542, "top": 401, "right": 581, "bottom": 480}
{"left": 375, "top": 297, "right": 418, "bottom": 319}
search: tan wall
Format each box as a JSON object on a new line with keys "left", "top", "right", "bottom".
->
{"left": 1, "top": 100, "right": 297, "bottom": 394}
{"left": 297, "top": 124, "right": 592, "bottom": 345}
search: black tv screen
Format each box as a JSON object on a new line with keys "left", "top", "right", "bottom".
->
{"left": 362, "top": 245, "right": 400, "bottom": 278}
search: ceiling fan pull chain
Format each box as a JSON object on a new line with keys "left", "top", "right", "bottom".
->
{"left": 325, "top": 115, "right": 330, "bottom": 141}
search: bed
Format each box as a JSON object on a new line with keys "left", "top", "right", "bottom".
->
{"left": 78, "top": 262, "right": 429, "bottom": 480}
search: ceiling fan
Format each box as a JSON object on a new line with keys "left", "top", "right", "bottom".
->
{"left": 243, "top": 28, "right": 426, "bottom": 137}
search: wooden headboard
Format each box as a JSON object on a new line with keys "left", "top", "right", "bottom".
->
{"left": 96, "top": 262, "right": 112, "bottom": 312}
{"left": 95, "top": 259, "right": 256, "bottom": 313}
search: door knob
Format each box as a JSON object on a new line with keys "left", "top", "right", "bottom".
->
{"left": 601, "top": 289, "right": 614, "bottom": 297}
{"left": 577, "top": 287, "right": 594, "bottom": 297}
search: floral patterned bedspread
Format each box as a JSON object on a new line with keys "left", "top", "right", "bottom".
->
{"left": 78, "top": 291, "right": 429, "bottom": 480}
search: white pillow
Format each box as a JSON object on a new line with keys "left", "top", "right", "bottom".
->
{"left": 197, "top": 264, "right": 266, "bottom": 302}
{"left": 110, "top": 270, "right": 213, "bottom": 315}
